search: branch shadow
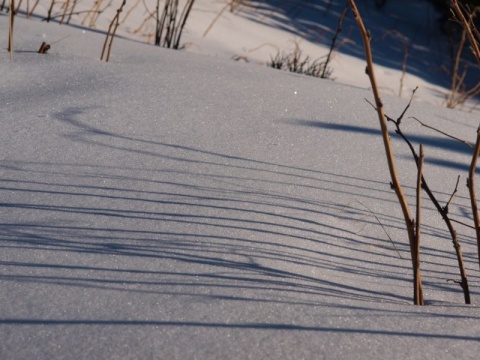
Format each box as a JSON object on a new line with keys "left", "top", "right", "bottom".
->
{"left": 2, "top": 106, "right": 479, "bottom": 338}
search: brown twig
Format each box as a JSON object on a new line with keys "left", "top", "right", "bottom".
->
{"left": 101, "top": 0, "right": 126, "bottom": 62}
{"left": 46, "top": 0, "right": 55, "bottom": 23}
{"left": 444, "top": 175, "right": 461, "bottom": 214}
{"left": 467, "top": 125, "right": 480, "bottom": 271}
{"left": 447, "top": 24, "right": 467, "bottom": 108}
{"left": 173, "top": 0, "right": 195, "bottom": 49}
{"left": 322, "top": 3, "right": 348, "bottom": 79}
{"left": 367, "top": 89, "right": 471, "bottom": 304}
{"left": 203, "top": 2, "right": 229, "bottom": 38}
{"left": 451, "top": 0, "right": 480, "bottom": 67}
{"left": 8, "top": 0, "right": 15, "bottom": 61}
{"left": 348, "top": 0, "right": 422, "bottom": 305}
{"left": 38, "top": 41, "right": 50, "bottom": 54}
{"left": 414, "top": 145, "right": 424, "bottom": 305}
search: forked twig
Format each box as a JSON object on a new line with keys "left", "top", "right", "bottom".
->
{"left": 348, "top": 0, "right": 422, "bottom": 305}
{"left": 444, "top": 175, "right": 461, "bottom": 214}
{"left": 367, "top": 89, "right": 471, "bottom": 304}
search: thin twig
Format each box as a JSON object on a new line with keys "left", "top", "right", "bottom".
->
{"left": 444, "top": 175, "right": 461, "bottom": 213}
{"left": 414, "top": 145, "right": 424, "bottom": 305}
{"left": 411, "top": 117, "right": 473, "bottom": 149}
{"left": 173, "top": 0, "right": 195, "bottom": 49}
{"left": 467, "top": 125, "right": 480, "bottom": 271}
{"left": 380, "top": 90, "right": 471, "bottom": 304}
{"left": 397, "top": 86, "right": 418, "bottom": 125}
{"left": 8, "top": 0, "right": 15, "bottom": 61}
{"left": 203, "top": 2, "right": 228, "bottom": 38}
{"left": 101, "top": 0, "right": 126, "bottom": 62}
{"left": 322, "top": 3, "right": 348, "bottom": 79}
{"left": 106, "top": 0, "right": 126, "bottom": 62}
{"left": 452, "top": 0, "right": 480, "bottom": 67}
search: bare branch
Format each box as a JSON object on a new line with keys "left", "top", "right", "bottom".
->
{"left": 414, "top": 145, "right": 424, "bottom": 305}
{"left": 348, "top": 0, "right": 421, "bottom": 305}
{"left": 444, "top": 175, "right": 461, "bottom": 213}
{"left": 467, "top": 125, "right": 480, "bottom": 271}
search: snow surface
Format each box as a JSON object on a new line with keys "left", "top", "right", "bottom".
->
{"left": 1, "top": 3, "right": 480, "bottom": 360}
{"left": 9, "top": 0, "right": 478, "bottom": 108}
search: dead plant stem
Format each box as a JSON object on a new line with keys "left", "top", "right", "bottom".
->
{"left": 451, "top": 0, "right": 480, "bottom": 66}
{"left": 467, "top": 126, "right": 480, "bottom": 271}
{"left": 347, "top": 0, "right": 422, "bottom": 304}
{"left": 377, "top": 96, "right": 471, "bottom": 304}
{"left": 322, "top": 3, "right": 348, "bottom": 79}
{"left": 414, "top": 145, "right": 424, "bottom": 305}
{"left": 8, "top": 0, "right": 15, "bottom": 61}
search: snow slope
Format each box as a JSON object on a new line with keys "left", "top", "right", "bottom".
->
{"left": 1, "top": 9, "right": 480, "bottom": 360}
{"left": 9, "top": 0, "right": 477, "bottom": 108}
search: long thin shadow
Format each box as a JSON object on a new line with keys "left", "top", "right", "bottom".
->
{"left": 3, "top": 107, "right": 475, "bottom": 307}
{"left": 1, "top": 319, "right": 479, "bottom": 341}
{"left": 285, "top": 119, "right": 478, "bottom": 174}
{"left": 286, "top": 119, "right": 473, "bottom": 156}
{"left": 53, "top": 106, "right": 391, "bottom": 188}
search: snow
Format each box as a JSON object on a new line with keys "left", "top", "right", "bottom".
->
{"left": 1, "top": 2, "right": 480, "bottom": 359}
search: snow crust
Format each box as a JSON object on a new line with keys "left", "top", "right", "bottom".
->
{"left": 1, "top": 6, "right": 480, "bottom": 360}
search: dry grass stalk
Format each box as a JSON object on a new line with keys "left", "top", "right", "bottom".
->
{"left": 28, "top": 0, "right": 40, "bottom": 17}
{"left": 268, "top": 41, "right": 332, "bottom": 79}
{"left": 203, "top": 2, "right": 229, "bottom": 38}
{"left": 347, "top": 0, "right": 422, "bottom": 304}
{"left": 79, "top": 0, "right": 114, "bottom": 28}
{"left": 230, "top": 0, "right": 248, "bottom": 13}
